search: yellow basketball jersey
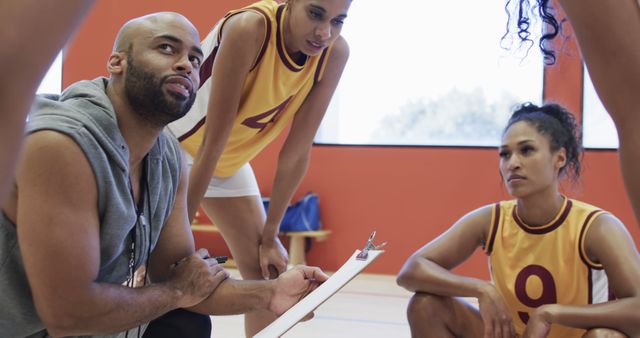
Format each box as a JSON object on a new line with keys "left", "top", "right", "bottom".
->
{"left": 484, "top": 198, "right": 610, "bottom": 337}
{"left": 169, "top": 0, "right": 332, "bottom": 177}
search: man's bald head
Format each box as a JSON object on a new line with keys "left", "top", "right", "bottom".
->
{"left": 113, "top": 12, "right": 198, "bottom": 53}
{"left": 106, "top": 12, "right": 202, "bottom": 128}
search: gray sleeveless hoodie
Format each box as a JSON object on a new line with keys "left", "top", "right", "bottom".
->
{"left": 0, "top": 77, "right": 182, "bottom": 338}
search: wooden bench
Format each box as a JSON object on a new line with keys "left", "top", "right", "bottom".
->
{"left": 191, "top": 224, "right": 331, "bottom": 267}
{"left": 284, "top": 229, "right": 331, "bottom": 265}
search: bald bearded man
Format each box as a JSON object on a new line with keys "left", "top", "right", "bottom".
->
{"left": 0, "top": 12, "right": 327, "bottom": 338}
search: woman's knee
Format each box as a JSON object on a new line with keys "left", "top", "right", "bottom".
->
{"left": 406, "top": 293, "right": 451, "bottom": 324}
{"left": 235, "top": 257, "right": 264, "bottom": 279}
{"left": 583, "top": 328, "right": 628, "bottom": 338}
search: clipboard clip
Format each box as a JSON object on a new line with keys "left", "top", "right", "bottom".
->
{"left": 356, "top": 230, "right": 387, "bottom": 260}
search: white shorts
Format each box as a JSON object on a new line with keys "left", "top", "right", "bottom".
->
{"left": 185, "top": 154, "right": 260, "bottom": 198}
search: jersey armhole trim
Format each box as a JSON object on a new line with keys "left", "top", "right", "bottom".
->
{"left": 314, "top": 44, "right": 332, "bottom": 84}
{"left": 246, "top": 7, "right": 271, "bottom": 71}
{"left": 219, "top": 7, "right": 272, "bottom": 72}
{"left": 485, "top": 202, "right": 501, "bottom": 255}
{"left": 579, "top": 210, "right": 606, "bottom": 270}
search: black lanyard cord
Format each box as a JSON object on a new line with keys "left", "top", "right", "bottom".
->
{"left": 126, "top": 155, "right": 148, "bottom": 287}
{"left": 124, "top": 155, "right": 151, "bottom": 338}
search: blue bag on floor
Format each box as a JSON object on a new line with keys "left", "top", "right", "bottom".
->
{"left": 262, "top": 192, "right": 321, "bottom": 232}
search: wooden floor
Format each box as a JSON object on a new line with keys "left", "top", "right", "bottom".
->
{"left": 210, "top": 270, "right": 413, "bottom": 338}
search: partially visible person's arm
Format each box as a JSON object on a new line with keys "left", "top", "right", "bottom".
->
{"left": 0, "top": 0, "right": 94, "bottom": 205}
{"left": 558, "top": 0, "right": 640, "bottom": 224}
{"left": 523, "top": 214, "right": 640, "bottom": 338}
{"left": 557, "top": 0, "right": 640, "bottom": 126}
{"left": 186, "top": 12, "right": 265, "bottom": 220}
{"left": 397, "top": 205, "right": 516, "bottom": 338}
{"left": 259, "top": 36, "right": 350, "bottom": 279}
{"left": 17, "top": 131, "right": 218, "bottom": 337}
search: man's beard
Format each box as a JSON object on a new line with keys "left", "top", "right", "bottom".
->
{"left": 124, "top": 56, "right": 196, "bottom": 128}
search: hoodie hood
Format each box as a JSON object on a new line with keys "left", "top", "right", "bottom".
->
{"left": 28, "top": 77, "right": 129, "bottom": 171}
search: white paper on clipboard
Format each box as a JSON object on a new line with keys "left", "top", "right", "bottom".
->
{"left": 253, "top": 249, "right": 384, "bottom": 338}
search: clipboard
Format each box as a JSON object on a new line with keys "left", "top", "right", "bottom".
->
{"left": 254, "top": 231, "right": 387, "bottom": 338}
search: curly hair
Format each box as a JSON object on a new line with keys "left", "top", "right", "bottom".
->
{"left": 504, "top": 102, "right": 583, "bottom": 181}
{"left": 503, "top": 0, "right": 563, "bottom": 65}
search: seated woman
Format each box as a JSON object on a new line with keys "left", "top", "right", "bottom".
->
{"left": 397, "top": 103, "right": 640, "bottom": 338}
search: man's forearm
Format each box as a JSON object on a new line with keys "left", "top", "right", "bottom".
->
{"left": 189, "top": 278, "right": 275, "bottom": 315}
{"left": 42, "top": 282, "right": 181, "bottom": 337}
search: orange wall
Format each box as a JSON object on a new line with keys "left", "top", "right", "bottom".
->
{"left": 62, "top": 0, "right": 256, "bottom": 85}
{"left": 64, "top": 1, "right": 640, "bottom": 278}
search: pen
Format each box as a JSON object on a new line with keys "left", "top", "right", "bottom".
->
{"left": 173, "top": 255, "right": 229, "bottom": 268}
{"left": 213, "top": 255, "right": 228, "bottom": 264}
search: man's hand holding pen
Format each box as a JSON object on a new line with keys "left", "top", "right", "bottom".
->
{"left": 168, "top": 248, "right": 230, "bottom": 308}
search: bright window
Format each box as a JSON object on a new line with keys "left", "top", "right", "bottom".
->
{"left": 315, "top": 0, "right": 544, "bottom": 146}
{"left": 582, "top": 64, "right": 618, "bottom": 149}
{"left": 36, "top": 52, "right": 63, "bottom": 95}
